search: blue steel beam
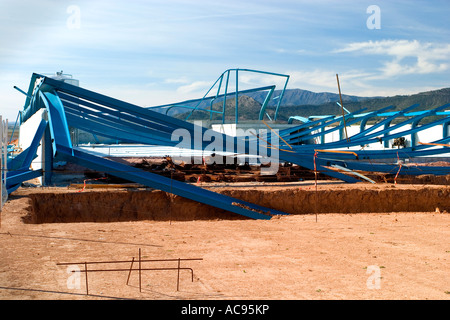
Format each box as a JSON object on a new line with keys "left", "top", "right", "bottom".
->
{"left": 280, "top": 108, "right": 368, "bottom": 144}
{"left": 319, "top": 158, "right": 450, "bottom": 176}
{"left": 58, "top": 91, "right": 177, "bottom": 135}
{"left": 32, "top": 73, "right": 450, "bottom": 185}
{"left": 350, "top": 104, "right": 421, "bottom": 141}
{"left": 5, "top": 119, "right": 47, "bottom": 194}
{"left": 39, "top": 91, "right": 72, "bottom": 154}
{"left": 171, "top": 69, "right": 288, "bottom": 123}
{"left": 148, "top": 85, "right": 276, "bottom": 117}
{"left": 284, "top": 109, "right": 377, "bottom": 144}
{"left": 283, "top": 104, "right": 450, "bottom": 153}
{"left": 62, "top": 102, "right": 177, "bottom": 145}
{"left": 56, "top": 144, "right": 284, "bottom": 220}
{"left": 286, "top": 135, "right": 450, "bottom": 161}
{"left": 37, "top": 80, "right": 289, "bottom": 219}
{"left": 282, "top": 103, "right": 450, "bottom": 150}
{"left": 282, "top": 105, "right": 408, "bottom": 145}
{"left": 39, "top": 76, "right": 198, "bottom": 135}
{"left": 64, "top": 112, "right": 171, "bottom": 146}
{"left": 8, "top": 119, "right": 47, "bottom": 171}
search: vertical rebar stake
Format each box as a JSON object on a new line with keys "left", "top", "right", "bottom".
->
{"left": 177, "top": 258, "right": 181, "bottom": 291}
{"left": 139, "top": 248, "right": 142, "bottom": 292}
{"left": 85, "top": 262, "right": 89, "bottom": 295}
{"left": 313, "top": 151, "right": 318, "bottom": 223}
{"left": 336, "top": 74, "right": 349, "bottom": 143}
{"left": 126, "top": 257, "right": 135, "bottom": 285}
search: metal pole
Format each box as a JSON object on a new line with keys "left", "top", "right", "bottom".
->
{"left": 177, "top": 258, "right": 181, "bottom": 291}
{"left": 235, "top": 69, "right": 239, "bottom": 125}
{"left": 0, "top": 117, "right": 7, "bottom": 228}
{"left": 138, "top": 248, "right": 142, "bottom": 292}
{"left": 222, "top": 70, "right": 230, "bottom": 124}
{"left": 274, "top": 75, "right": 289, "bottom": 121}
{"left": 126, "top": 257, "right": 135, "bottom": 285}
{"left": 0, "top": 116, "right": 3, "bottom": 228}
{"left": 336, "top": 74, "right": 349, "bottom": 143}
{"left": 85, "top": 262, "right": 89, "bottom": 295}
{"left": 313, "top": 151, "right": 318, "bottom": 223}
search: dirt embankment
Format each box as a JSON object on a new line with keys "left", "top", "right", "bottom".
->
{"left": 24, "top": 184, "right": 450, "bottom": 223}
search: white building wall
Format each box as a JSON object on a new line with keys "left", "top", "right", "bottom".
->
{"left": 18, "top": 108, "right": 47, "bottom": 184}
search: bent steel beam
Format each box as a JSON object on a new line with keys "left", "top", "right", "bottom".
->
{"left": 5, "top": 119, "right": 47, "bottom": 194}
{"left": 56, "top": 144, "right": 284, "bottom": 220}
{"left": 36, "top": 81, "right": 288, "bottom": 220}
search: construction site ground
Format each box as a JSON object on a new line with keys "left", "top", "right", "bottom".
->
{"left": 0, "top": 180, "right": 449, "bottom": 301}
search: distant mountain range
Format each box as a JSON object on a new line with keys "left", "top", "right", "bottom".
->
{"left": 246, "top": 88, "right": 376, "bottom": 107}
{"left": 273, "top": 87, "right": 450, "bottom": 122}
{"left": 169, "top": 87, "right": 450, "bottom": 122}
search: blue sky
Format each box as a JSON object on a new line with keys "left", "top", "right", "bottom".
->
{"left": 1, "top": 0, "right": 450, "bottom": 121}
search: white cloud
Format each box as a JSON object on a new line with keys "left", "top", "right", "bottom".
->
{"left": 164, "top": 77, "right": 190, "bottom": 84}
{"left": 286, "top": 69, "right": 373, "bottom": 92}
{"left": 335, "top": 40, "right": 450, "bottom": 78}
{"left": 176, "top": 81, "right": 211, "bottom": 95}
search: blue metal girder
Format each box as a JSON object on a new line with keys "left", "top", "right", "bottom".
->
{"left": 285, "top": 135, "right": 450, "bottom": 162}
{"left": 64, "top": 112, "right": 171, "bottom": 146}
{"left": 287, "top": 116, "right": 310, "bottom": 124}
{"left": 63, "top": 105, "right": 176, "bottom": 146}
{"left": 320, "top": 159, "right": 450, "bottom": 176}
{"left": 347, "top": 111, "right": 450, "bottom": 147}
{"left": 166, "top": 68, "right": 289, "bottom": 123}
{"left": 281, "top": 108, "right": 367, "bottom": 144}
{"left": 7, "top": 119, "right": 47, "bottom": 172}
{"left": 35, "top": 74, "right": 449, "bottom": 185}
{"left": 39, "top": 76, "right": 199, "bottom": 135}
{"left": 36, "top": 82, "right": 290, "bottom": 219}
{"left": 5, "top": 119, "right": 47, "bottom": 194}
{"left": 285, "top": 106, "right": 450, "bottom": 153}
{"left": 276, "top": 150, "right": 360, "bottom": 183}
{"left": 58, "top": 91, "right": 176, "bottom": 135}
{"left": 282, "top": 115, "right": 337, "bottom": 136}
{"left": 284, "top": 109, "right": 373, "bottom": 144}
{"left": 283, "top": 104, "right": 415, "bottom": 146}
{"left": 39, "top": 91, "right": 72, "bottom": 154}
{"left": 56, "top": 144, "right": 285, "bottom": 220}
{"left": 355, "top": 104, "right": 419, "bottom": 138}
{"left": 350, "top": 104, "right": 435, "bottom": 142}
{"left": 281, "top": 104, "right": 447, "bottom": 151}
{"left": 152, "top": 85, "right": 277, "bottom": 118}
{"left": 6, "top": 169, "right": 43, "bottom": 192}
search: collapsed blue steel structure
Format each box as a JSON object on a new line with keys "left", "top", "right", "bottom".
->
{"left": 3, "top": 71, "right": 450, "bottom": 219}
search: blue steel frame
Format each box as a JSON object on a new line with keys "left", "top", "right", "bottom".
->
{"left": 15, "top": 73, "right": 293, "bottom": 219}
{"left": 6, "top": 118, "right": 47, "bottom": 193}
{"left": 148, "top": 69, "right": 290, "bottom": 124}
{"left": 8, "top": 71, "right": 450, "bottom": 207}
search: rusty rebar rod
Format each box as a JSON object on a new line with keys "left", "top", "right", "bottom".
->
{"left": 57, "top": 258, "right": 203, "bottom": 266}
{"left": 177, "top": 258, "right": 181, "bottom": 291}
{"left": 85, "top": 262, "right": 88, "bottom": 295}
{"left": 126, "top": 257, "right": 135, "bottom": 286}
{"left": 57, "top": 249, "right": 202, "bottom": 293}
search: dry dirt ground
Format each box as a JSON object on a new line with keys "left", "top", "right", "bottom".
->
{"left": 0, "top": 181, "right": 449, "bottom": 300}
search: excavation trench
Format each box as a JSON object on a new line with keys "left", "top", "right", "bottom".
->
{"left": 23, "top": 185, "right": 450, "bottom": 223}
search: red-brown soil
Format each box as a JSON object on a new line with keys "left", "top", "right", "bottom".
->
{"left": 0, "top": 181, "right": 449, "bottom": 300}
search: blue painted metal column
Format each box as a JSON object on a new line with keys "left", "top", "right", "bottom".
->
{"left": 273, "top": 75, "right": 289, "bottom": 121}
{"left": 235, "top": 69, "right": 239, "bottom": 125}
{"left": 43, "top": 123, "right": 53, "bottom": 186}
{"left": 443, "top": 121, "right": 450, "bottom": 140}
{"left": 222, "top": 70, "right": 230, "bottom": 124}
{"left": 258, "top": 87, "right": 274, "bottom": 120}
{"left": 383, "top": 120, "right": 392, "bottom": 148}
